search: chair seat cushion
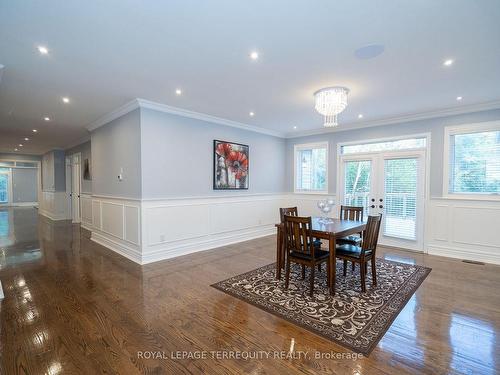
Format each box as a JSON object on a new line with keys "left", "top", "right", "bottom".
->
{"left": 336, "top": 244, "right": 372, "bottom": 258}
{"left": 336, "top": 235, "right": 362, "bottom": 246}
{"left": 313, "top": 239, "right": 322, "bottom": 248}
{"left": 290, "top": 248, "right": 329, "bottom": 261}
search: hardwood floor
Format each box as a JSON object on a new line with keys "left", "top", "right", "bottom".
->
{"left": 0, "top": 207, "right": 499, "bottom": 374}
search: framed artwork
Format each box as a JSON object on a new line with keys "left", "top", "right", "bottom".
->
{"left": 213, "top": 140, "right": 249, "bottom": 190}
{"left": 83, "top": 158, "right": 91, "bottom": 180}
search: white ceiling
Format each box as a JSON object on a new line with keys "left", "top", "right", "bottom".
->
{"left": 1, "top": 0, "right": 500, "bottom": 154}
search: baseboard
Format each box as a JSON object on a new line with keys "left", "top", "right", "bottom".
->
{"left": 3, "top": 202, "right": 38, "bottom": 207}
{"left": 90, "top": 230, "right": 142, "bottom": 264}
{"left": 89, "top": 223, "right": 275, "bottom": 265}
{"left": 142, "top": 225, "right": 275, "bottom": 264}
{"left": 427, "top": 244, "right": 500, "bottom": 265}
{"left": 38, "top": 208, "right": 69, "bottom": 221}
{"left": 80, "top": 222, "right": 93, "bottom": 231}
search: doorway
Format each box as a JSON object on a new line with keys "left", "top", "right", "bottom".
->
{"left": 66, "top": 153, "right": 82, "bottom": 223}
{"left": 339, "top": 138, "right": 427, "bottom": 251}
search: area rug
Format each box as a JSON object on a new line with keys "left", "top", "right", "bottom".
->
{"left": 212, "top": 259, "right": 431, "bottom": 355}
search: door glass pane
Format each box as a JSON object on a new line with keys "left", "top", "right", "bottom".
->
{"left": 343, "top": 160, "right": 371, "bottom": 213}
{"left": 384, "top": 158, "right": 418, "bottom": 240}
{"left": 342, "top": 138, "right": 426, "bottom": 154}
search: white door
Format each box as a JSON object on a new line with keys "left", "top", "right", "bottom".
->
{"left": 65, "top": 157, "right": 72, "bottom": 218}
{"left": 340, "top": 150, "right": 425, "bottom": 251}
{"left": 71, "top": 154, "right": 81, "bottom": 223}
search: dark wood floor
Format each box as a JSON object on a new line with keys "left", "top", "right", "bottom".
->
{"left": 0, "top": 207, "right": 499, "bottom": 374}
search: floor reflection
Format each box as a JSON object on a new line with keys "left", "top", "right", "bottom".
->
{"left": 449, "top": 313, "right": 496, "bottom": 374}
{"left": 0, "top": 207, "right": 41, "bottom": 268}
{"left": 383, "top": 253, "right": 416, "bottom": 265}
{"left": 379, "top": 294, "right": 425, "bottom": 365}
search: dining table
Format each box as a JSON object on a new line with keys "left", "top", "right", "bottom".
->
{"left": 275, "top": 217, "right": 367, "bottom": 296}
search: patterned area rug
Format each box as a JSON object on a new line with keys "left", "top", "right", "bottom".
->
{"left": 212, "top": 259, "right": 431, "bottom": 355}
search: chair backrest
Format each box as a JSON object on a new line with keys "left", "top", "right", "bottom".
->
{"left": 340, "top": 205, "right": 364, "bottom": 221}
{"left": 280, "top": 206, "right": 298, "bottom": 223}
{"left": 283, "top": 215, "right": 315, "bottom": 258}
{"left": 361, "top": 214, "right": 382, "bottom": 255}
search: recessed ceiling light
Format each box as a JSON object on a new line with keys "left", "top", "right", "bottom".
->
{"left": 293, "top": 126, "right": 297, "bottom": 129}
{"left": 249, "top": 111, "right": 255, "bottom": 117}
{"left": 456, "top": 96, "right": 463, "bottom": 101}
{"left": 358, "top": 114, "right": 364, "bottom": 119}
{"left": 14, "top": 148, "right": 18, "bottom": 151}
{"left": 32, "top": 129, "right": 38, "bottom": 133}
{"left": 62, "top": 97, "right": 70, "bottom": 103}
{"left": 443, "top": 59, "right": 454, "bottom": 66}
{"left": 24, "top": 137, "right": 29, "bottom": 141}
{"left": 43, "top": 117, "right": 50, "bottom": 121}
{"left": 37, "top": 46, "right": 49, "bottom": 55}
{"left": 250, "top": 51, "right": 259, "bottom": 60}
{"left": 175, "top": 89, "right": 182, "bottom": 95}
{"left": 19, "top": 144, "right": 23, "bottom": 147}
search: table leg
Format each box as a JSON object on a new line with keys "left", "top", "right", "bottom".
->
{"left": 329, "top": 235, "right": 336, "bottom": 295}
{"left": 276, "top": 227, "right": 282, "bottom": 279}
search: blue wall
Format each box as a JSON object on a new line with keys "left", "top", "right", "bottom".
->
{"left": 140, "top": 108, "right": 287, "bottom": 198}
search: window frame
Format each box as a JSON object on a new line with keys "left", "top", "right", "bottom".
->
{"left": 443, "top": 120, "right": 500, "bottom": 200}
{"left": 293, "top": 141, "right": 329, "bottom": 194}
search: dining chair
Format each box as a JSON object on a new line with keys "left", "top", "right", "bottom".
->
{"left": 283, "top": 215, "right": 330, "bottom": 296}
{"left": 279, "top": 207, "right": 322, "bottom": 276}
{"left": 337, "top": 205, "right": 364, "bottom": 246}
{"left": 336, "top": 214, "right": 382, "bottom": 292}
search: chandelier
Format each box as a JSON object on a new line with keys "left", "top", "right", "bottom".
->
{"left": 314, "top": 86, "right": 349, "bottom": 127}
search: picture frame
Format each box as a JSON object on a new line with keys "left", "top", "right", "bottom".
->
{"left": 213, "top": 140, "right": 249, "bottom": 190}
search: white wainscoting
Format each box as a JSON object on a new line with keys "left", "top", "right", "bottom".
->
{"left": 39, "top": 191, "right": 69, "bottom": 221}
{"left": 80, "top": 193, "right": 93, "bottom": 230}
{"left": 88, "top": 195, "right": 142, "bottom": 263}
{"left": 141, "top": 194, "right": 289, "bottom": 264}
{"left": 426, "top": 198, "right": 500, "bottom": 265}
{"left": 78, "top": 193, "right": 500, "bottom": 266}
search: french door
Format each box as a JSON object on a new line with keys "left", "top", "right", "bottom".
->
{"left": 340, "top": 150, "right": 425, "bottom": 251}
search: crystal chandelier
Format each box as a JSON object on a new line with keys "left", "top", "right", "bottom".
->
{"left": 314, "top": 87, "right": 349, "bottom": 127}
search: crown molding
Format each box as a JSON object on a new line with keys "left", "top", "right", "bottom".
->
{"left": 64, "top": 134, "right": 91, "bottom": 151}
{"left": 86, "top": 98, "right": 285, "bottom": 138}
{"left": 286, "top": 100, "right": 500, "bottom": 138}
{"left": 136, "top": 98, "right": 284, "bottom": 137}
{"left": 86, "top": 99, "right": 140, "bottom": 131}
{"left": 85, "top": 98, "right": 500, "bottom": 140}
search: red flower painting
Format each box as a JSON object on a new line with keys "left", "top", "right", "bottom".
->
{"left": 214, "top": 140, "right": 249, "bottom": 189}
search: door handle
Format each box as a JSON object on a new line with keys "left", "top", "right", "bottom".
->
{"left": 371, "top": 205, "right": 375, "bottom": 208}
{"left": 379, "top": 198, "right": 383, "bottom": 202}
{"left": 371, "top": 198, "right": 375, "bottom": 202}
{"left": 379, "top": 205, "right": 384, "bottom": 209}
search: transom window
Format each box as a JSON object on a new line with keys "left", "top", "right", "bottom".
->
{"left": 341, "top": 137, "right": 426, "bottom": 154}
{"left": 448, "top": 127, "right": 500, "bottom": 195}
{"left": 294, "top": 142, "right": 328, "bottom": 193}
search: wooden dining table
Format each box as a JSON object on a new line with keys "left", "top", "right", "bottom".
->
{"left": 275, "top": 217, "right": 367, "bottom": 296}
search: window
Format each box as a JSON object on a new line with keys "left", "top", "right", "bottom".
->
{"left": 294, "top": 142, "right": 328, "bottom": 193}
{"left": 446, "top": 124, "right": 500, "bottom": 196}
{"left": 341, "top": 137, "right": 426, "bottom": 154}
